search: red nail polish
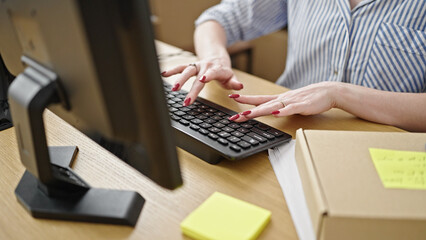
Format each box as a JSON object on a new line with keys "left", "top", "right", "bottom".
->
{"left": 199, "top": 75, "right": 206, "bottom": 83}
{"left": 241, "top": 110, "right": 251, "bottom": 116}
{"left": 239, "top": 83, "right": 244, "bottom": 89}
{"left": 271, "top": 110, "right": 280, "bottom": 115}
{"left": 228, "top": 114, "right": 240, "bottom": 121}
{"left": 228, "top": 94, "right": 240, "bottom": 98}
{"left": 161, "top": 71, "right": 166, "bottom": 76}
{"left": 172, "top": 83, "right": 180, "bottom": 91}
{"left": 183, "top": 97, "right": 191, "bottom": 106}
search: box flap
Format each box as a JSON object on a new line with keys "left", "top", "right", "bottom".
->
{"left": 304, "top": 130, "right": 426, "bottom": 220}
{"left": 295, "top": 129, "right": 328, "bottom": 238}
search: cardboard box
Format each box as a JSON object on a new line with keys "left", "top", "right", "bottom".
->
{"left": 295, "top": 129, "right": 426, "bottom": 240}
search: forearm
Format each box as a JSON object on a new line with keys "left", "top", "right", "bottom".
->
{"left": 335, "top": 83, "right": 426, "bottom": 132}
{"left": 194, "top": 21, "right": 231, "bottom": 67}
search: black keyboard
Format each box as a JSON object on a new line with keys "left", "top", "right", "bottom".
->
{"left": 164, "top": 82, "right": 292, "bottom": 164}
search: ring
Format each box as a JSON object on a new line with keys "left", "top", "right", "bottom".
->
{"left": 188, "top": 63, "right": 198, "bottom": 72}
{"left": 280, "top": 100, "right": 286, "bottom": 108}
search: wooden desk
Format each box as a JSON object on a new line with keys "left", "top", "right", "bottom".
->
{"left": 0, "top": 42, "right": 403, "bottom": 240}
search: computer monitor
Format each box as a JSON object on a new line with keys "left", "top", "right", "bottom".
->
{"left": 0, "top": 0, "right": 182, "bottom": 226}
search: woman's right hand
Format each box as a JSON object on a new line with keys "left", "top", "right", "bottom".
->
{"left": 161, "top": 56, "right": 244, "bottom": 106}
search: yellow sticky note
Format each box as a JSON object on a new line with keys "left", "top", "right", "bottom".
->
{"left": 369, "top": 148, "right": 426, "bottom": 190}
{"left": 180, "top": 192, "right": 271, "bottom": 240}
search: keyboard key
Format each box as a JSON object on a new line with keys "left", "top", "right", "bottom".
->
{"left": 191, "top": 119, "right": 203, "bottom": 124}
{"left": 217, "top": 138, "right": 229, "bottom": 146}
{"left": 187, "top": 111, "right": 199, "bottom": 116}
{"left": 247, "top": 132, "right": 267, "bottom": 143}
{"left": 190, "top": 124, "right": 200, "bottom": 130}
{"left": 241, "top": 124, "right": 253, "bottom": 129}
{"left": 222, "top": 127, "right": 234, "bottom": 133}
{"left": 182, "top": 115, "right": 195, "bottom": 120}
{"left": 213, "top": 123, "right": 225, "bottom": 128}
{"left": 211, "top": 116, "right": 222, "bottom": 121}
{"left": 230, "top": 144, "right": 241, "bottom": 152}
{"left": 267, "top": 129, "right": 285, "bottom": 137}
{"left": 237, "top": 141, "right": 251, "bottom": 149}
{"left": 216, "top": 112, "right": 226, "bottom": 116}
{"left": 208, "top": 133, "right": 218, "bottom": 140}
{"left": 196, "top": 115, "right": 208, "bottom": 120}
{"left": 170, "top": 115, "right": 181, "bottom": 121}
{"left": 255, "top": 123, "right": 270, "bottom": 131}
{"left": 179, "top": 119, "right": 190, "bottom": 126}
{"left": 175, "top": 111, "right": 186, "bottom": 116}
{"left": 205, "top": 118, "right": 216, "bottom": 124}
{"left": 242, "top": 136, "right": 259, "bottom": 146}
{"left": 227, "top": 136, "right": 240, "bottom": 143}
{"left": 208, "top": 127, "right": 221, "bottom": 133}
{"left": 219, "top": 119, "right": 231, "bottom": 125}
{"left": 207, "top": 108, "right": 217, "bottom": 113}
{"left": 167, "top": 100, "right": 176, "bottom": 104}
{"left": 218, "top": 132, "right": 231, "bottom": 138}
{"left": 237, "top": 128, "right": 250, "bottom": 134}
{"left": 199, "top": 129, "right": 209, "bottom": 135}
{"left": 200, "top": 123, "right": 212, "bottom": 129}
{"left": 202, "top": 112, "right": 214, "bottom": 117}
{"left": 228, "top": 123, "right": 240, "bottom": 129}
{"left": 251, "top": 128, "right": 275, "bottom": 140}
{"left": 232, "top": 131, "right": 244, "bottom": 137}
{"left": 169, "top": 107, "right": 178, "bottom": 112}
{"left": 181, "top": 107, "right": 191, "bottom": 112}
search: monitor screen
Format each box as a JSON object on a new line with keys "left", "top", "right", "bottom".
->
{"left": 0, "top": 0, "right": 182, "bottom": 225}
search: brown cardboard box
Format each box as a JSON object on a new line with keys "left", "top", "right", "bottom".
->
{"left": 295, "top": 129, "right": 426, "bottom": 240}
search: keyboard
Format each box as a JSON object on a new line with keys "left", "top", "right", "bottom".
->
{"left": 163, "top": 82, "right": 292, "bottom": 164}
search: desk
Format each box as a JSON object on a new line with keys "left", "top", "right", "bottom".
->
{"left": 0, "top": 42, "right": 403, "bottom": 240}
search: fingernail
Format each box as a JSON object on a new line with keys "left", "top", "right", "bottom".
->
{"left": 239, "top": 83, "right": 244, "bottom": 89}
{"left": 172, "top": 83, "right": 180, "bottom": 91}
{"left": 228, "top": 114, "right": 240, "bottom": 121}
{"left": 161, "top": 71, "right": 166, "bottom": 76}
{"left": 241, "top": 110, "right": 251, "bottom": 116}
{"left": 271, "top": 110, "right": 280, "bottom": 115}
{"left": 183, "top": 97, "right": 191, "bottom": 106}
{"left": 199, "top": 75, "right": 206, "bottom": 83}
{"left": 228, "top": 94, "right": 240, "bottom": 98}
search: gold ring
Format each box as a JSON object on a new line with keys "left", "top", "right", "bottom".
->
{"left": 280, "top": 100, "right": 286, "bottom": 108}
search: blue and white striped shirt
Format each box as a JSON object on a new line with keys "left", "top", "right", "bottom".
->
{"left": 195, "top": 0, "right": 426, "bottom": 92}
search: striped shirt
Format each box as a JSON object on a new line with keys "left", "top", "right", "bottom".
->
{"left": 195, "top": 0, "right": 426, "bottom": 92}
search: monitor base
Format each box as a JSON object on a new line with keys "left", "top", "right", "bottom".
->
{"left": 15, "top": 146, "right": 145, "bottom": 226}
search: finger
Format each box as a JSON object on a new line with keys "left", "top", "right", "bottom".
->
{"left": 183, "top": 67, "right": 208, "bottom": 106}
{"left": 230, "top": 94, "right": 277, "bottom": 106}
{"left": 220, "top": 75, "right": 244, "bottom": 90}
{"left": 202, "top": 68, "right": 243, "bottom": 90}
{"left": 233, "top": 101, "right": 283, "bottom": 122}
{"left": 171, "top": 65, "right": 198, "bottom": 91}
{"left": 272, "top": 102, "right": 306, "bottom": 117}
{"left": 161, "top": 64, "right": 188, "bottom": 77}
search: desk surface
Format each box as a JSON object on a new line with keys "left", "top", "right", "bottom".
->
{"left": 0, "top": 42, "right": 403, "bottom": 240}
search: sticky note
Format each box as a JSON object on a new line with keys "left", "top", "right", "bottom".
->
{"left": 369, "top": 148, "right": 426, "bottom": 190}
{"left": 180, "top": 192, "right": 271, "bottom": 240}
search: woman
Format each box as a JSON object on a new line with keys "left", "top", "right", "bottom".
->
{"left": 162, "top": 0, "right": 426, "bottom": 131}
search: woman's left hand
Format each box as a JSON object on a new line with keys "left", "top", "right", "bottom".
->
{"left": 228, "top": 81, "right": 341, "bottom": 122}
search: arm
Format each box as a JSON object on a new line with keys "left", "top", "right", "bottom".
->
{"left": 162, "top": 0, "right": 288, "bottom": 106}
{"left": 230, "top": 82, "right": 426, "bottom": 132}
{"left": 335, "top": 83, "right": 426, "bottom": 132}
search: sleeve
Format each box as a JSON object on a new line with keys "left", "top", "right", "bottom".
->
{"left": 195, "top": 0, "right": 288, "bottom": 46}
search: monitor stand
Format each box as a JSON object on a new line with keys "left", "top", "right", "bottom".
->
{"left": 9, "top": 56, "right": 144, "bottom": 226}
